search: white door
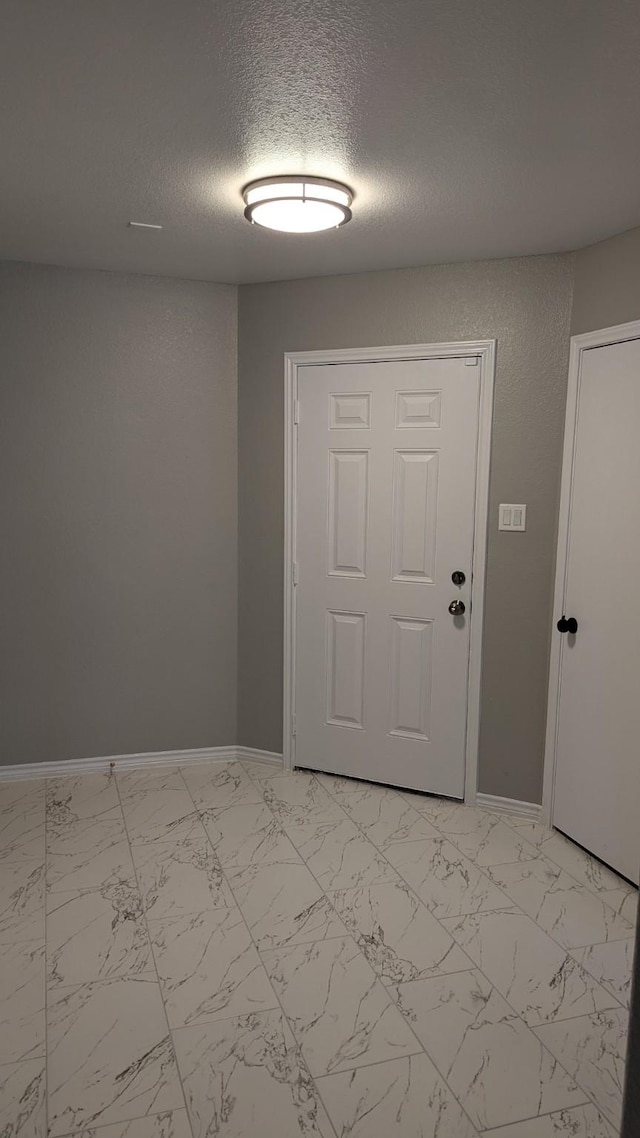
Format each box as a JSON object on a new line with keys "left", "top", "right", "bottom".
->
{"left": 552, "top": 336, "right": 640, "bottom": 883}
{"left": 295, "top": 356, "right": 481, "bottom": 798}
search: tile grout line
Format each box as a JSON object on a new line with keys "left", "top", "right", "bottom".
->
{"left": 463, "top": 860, "right": 633, "bottom": 988}
{"left": 260, "top": 764, "right": 633, "bottom": 1128}
{"left": 112, "top": 766, "right": 195, "bottom": 1138}
{"left": 498, "top": 812, "right": 638, "bottom": 906}
{"left": 427, "top": 899, "right": 627, "bottom": 1014}
{"left": 568, "top": 934, "right": 635, "bottom": 953}
{"left": 239, "top": 768, "right": 487, "bottom": 1133}
{"left": 306, "top": 774, "right": 556, "bottom": 1129}
{"left": 233, "top": 768, "right": 461, "bottom": 1134}
{"left": 207, "top": 767, "right": 500, "bottom": 1132}
{"left": 3, "top": 765, "right": 621, "bottom": 1133}
{"left": 474, "top": 1101, "right": 605, "bottom": 1136}
{"left": 174, "top": 762, "right": 341, "bottom": 1138}
{"left": 309, "top": 771, "right": 628, "bottom": 1123}
{"left": 335, "top": 787, "right": 628, "bottom": 1007}
{"left": 288, "top": 794, "right": 628, "bottom": 968}
{"left": 33, "top": 762, "right": 631, "bottom": 1134}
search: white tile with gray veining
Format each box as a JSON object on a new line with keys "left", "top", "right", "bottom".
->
{"left": 487, "top": 856, "right": 634, "bottom": 949}
{"left": 47, "top": 883, "right": 152, "bottom": 986}
{"left": 0, "top": 859, "right": 45, "bottom": 941}
{"left": 120, "top": 785, "right": 203, "bottom": 847}
{"left": 383, "top": 836, "right": 511, "bottom": 918}
{"left": 572, "top": 937, "right": 636, "bottom": 1007}
{"left": 46, "top": 773, "right": 121, "bottom": 833}
{"left": 240, "top": 759, "right": 290, "bottom": 781}
{"left": 281, "top": 816, "right": 400, "bottom": 891}
{"left": 534, "top": 1008, "right": 629, "bottom": 1130}
{"left": 335, "top": 788, "right": 441, "bottom": 849}
{"left": 61, "top": 1111, "right": 194, "bottom": 1138}
{"left": 132, "top": 835, "right": 234, "bottom": 919}
{"left": 398, "top": 793, "right": 479, "bottom": 823}
{"left": 257, "top": 773, "right": 348, "bottom": 825}
{"left": 601, "top": 886, "right": 638, "bottom": 926}
{"left": 47, "top": 976, "right": 183, "bottom": 1136}
{"left": 430, "top": 810, "right": 540, "bottom": 867}
{"left": 172, "top": 1009, "right": 335, "bottom": 1138}
{"left": 390, "top": 970, "right": 586, "bottom": 1131}
{"left": 148, "top": 907, "right": 278, "bottom": 1027}
{"left": 330, "top": 879, "right": 473, "bottom": 984}
{"left": 47, "top": 819, "right": 134, "bottom": 895}
{"left": 180, "top": 762, "right": 263, "bottom": 811}
{"left": 261, "top": 935, "right": 421, "bottom": 1076}
{"left": 482, "top": 1103, "right": 616, "bottom": 1137}
{"left": 314, "top": 770, "right": 390, "bottom": 805}
{"left": 0, "top": 1058, "right": 47, "bottom": 1138}
{"left": 0, "top": 761, "right": 635, "bottom": 1138}
{"left": 200, "top": 801, "right": 301, "bottom": 867}
{"left": 441, "top": 907, "right": 619, "bottom": 1026}
{"left": 116, "top": 767, "right": 186, "bottom": 798}
{"left": 503, "top": 819, "right": 633, "bottom": 895}
{"left": 225, "top": 859, "right": 346, "bottom": 950}
{"left": 0, "top": 782, "right": 45, "bottom": 861}
{"left": 0, "top": 940, "right": 45, "bottom": 1064}
{"left": 316, "top": 1052, "right": 480, "bottom": 1138}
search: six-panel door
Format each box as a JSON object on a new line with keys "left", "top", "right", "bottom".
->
{"left": 295, "top": 357, "right": 480, "bottom": 797}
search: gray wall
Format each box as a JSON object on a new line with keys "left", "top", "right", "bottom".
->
{"left": 571, "top": 224, "right": 640, "bottom": 335}
{"left": 0, "top": 262, "right": 237, "bottom": 765}
{"left": 238, "top": 254, "right": 575, "bottom": 804}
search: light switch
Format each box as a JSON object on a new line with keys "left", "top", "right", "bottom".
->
{"left": 499, "top": 503, "right": 527, "bottom": 531}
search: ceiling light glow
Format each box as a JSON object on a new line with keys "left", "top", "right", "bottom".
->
{"left": 242, "top": 176, "right": 353, "bottom": 233}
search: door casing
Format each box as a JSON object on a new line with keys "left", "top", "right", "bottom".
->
{"left": 542, "top": 318, "right": 640, "bottom": 826}
{"left": 283, "top": 340, "right": 496, "bottom": 804}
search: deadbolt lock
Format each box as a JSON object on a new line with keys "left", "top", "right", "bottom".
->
{"left": 451, "top": 570, "right": 466, "bottom": 586}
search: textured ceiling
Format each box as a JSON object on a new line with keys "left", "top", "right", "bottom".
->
{"left": 1, "top": 0, "right": 640, "bottom": 284}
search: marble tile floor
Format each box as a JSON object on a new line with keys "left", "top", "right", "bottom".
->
{"left": 0, "top": 762, "right": 637, "bottom": 1138}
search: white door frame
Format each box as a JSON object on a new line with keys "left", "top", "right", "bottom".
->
{"left": 283, "top": 340, "right": 496, "bottom": 803}
{"left": 542, "top": 318, "right": 640, "bottom": 826}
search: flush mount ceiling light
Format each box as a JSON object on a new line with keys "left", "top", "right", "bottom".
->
{"left": 242, "top": 176, "right": 353, "bottom": 233}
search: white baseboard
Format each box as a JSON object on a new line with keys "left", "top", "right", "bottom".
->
{"left": 236, "top": 746, "right": 284, "bottom": 769}
{"left": 476, "top": 792, "right": 542, "bottom": 820}
{"left": 0, "top": 745, "right": 284, "bottom": 783}
{"left": 0, "top": 754, "right": 534, "bottom": 810}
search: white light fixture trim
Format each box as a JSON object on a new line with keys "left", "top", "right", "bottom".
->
{"left": 243, "top": 176, "right": 353, "bottom": 233}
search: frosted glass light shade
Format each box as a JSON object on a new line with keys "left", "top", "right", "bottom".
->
{"left": 243, "top": 176, "right": 353, "bottom": 233}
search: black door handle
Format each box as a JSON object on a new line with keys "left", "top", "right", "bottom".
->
{"left": 557, "top": 616, "right": 578, "bottom": 634}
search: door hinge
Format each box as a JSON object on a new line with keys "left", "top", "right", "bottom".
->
{"left": 292, "top": 561, "right": 299, "bottom": 586}
{"left": 291, "top": 713, "right": 297, "bottom": 737}
{"left": 293, "top": 400, "right": 300, "bottom": 424}
{"left": 464, "top": 356, "right": 479, "bottom": 366}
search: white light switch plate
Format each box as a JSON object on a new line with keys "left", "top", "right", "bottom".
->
{"left": 499, "top": 503, "right": 527, "bottom": 531}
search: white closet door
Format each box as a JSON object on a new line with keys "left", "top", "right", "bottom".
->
{"left": 295, "top": 357, "right": 480, "bottom": 798}
{"left": 553, "top": 337, "right": 640, "bottom": 883}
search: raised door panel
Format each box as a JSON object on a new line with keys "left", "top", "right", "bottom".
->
{"left": 395, "top": 390, "right": 441, "bottom": 428}
{"left": 327, "top": 450, "right": 369, "bottom": 577}
{"left": 389, "top": 617, "right": 433, "bottom": 740}
{"left": 329, "top": 392, "right": 371, "bottom": 429}
{"left": 391, "top": 450, "right": 439, "bottom": 583}
{"left": 326, "top": 611, "right": 366, "bottom": 730}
